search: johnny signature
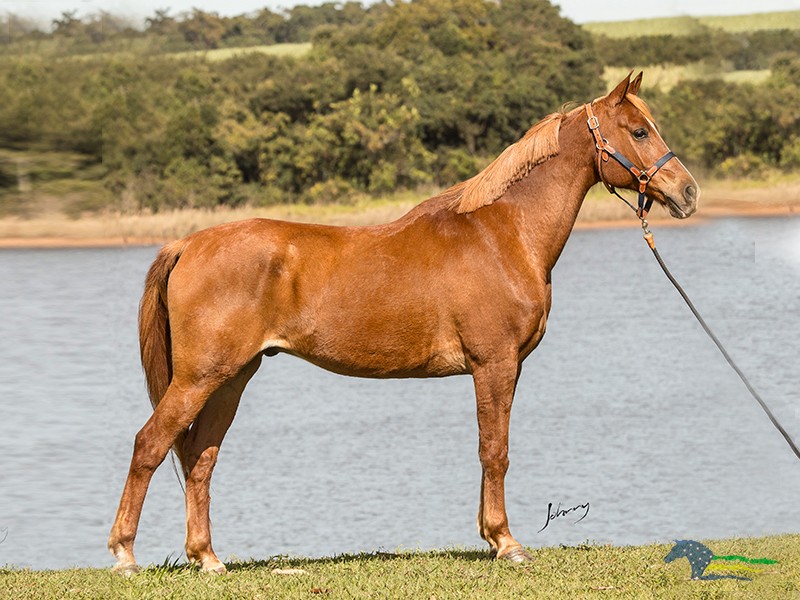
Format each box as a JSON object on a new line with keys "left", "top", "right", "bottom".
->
{"left": 0, "top": 527, "right": 7, "bottom": 545}
{"left": 538, "top": 501, "right": 590, "bottom": 532}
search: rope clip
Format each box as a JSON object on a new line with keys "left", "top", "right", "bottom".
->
{"left": 641, "top": 219, "right": 656, "bottom": 250}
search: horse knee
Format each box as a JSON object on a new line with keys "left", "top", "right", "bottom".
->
{"left": 480, "top": 446, "right": 509, "bottom": 477}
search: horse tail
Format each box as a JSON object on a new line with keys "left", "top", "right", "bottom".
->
{"left": 139, "top": 239, "right": 190, "bottom": 479}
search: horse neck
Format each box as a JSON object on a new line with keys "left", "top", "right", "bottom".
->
{"left": 498, "top": 111, "right": 599, "bottom": 273}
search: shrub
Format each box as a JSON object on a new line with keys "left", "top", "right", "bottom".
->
{"left": 718, "top": 153, "right": 774, "bottom": 179}
{"left": 302, "top": 177, "right": 359, "bottom": 205}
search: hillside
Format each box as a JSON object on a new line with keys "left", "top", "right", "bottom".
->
{"left": 2, "top": 3, "right": 800, "bottom": 227}
{"left": 585, "top": 10, "right": 800, "bottom": 38}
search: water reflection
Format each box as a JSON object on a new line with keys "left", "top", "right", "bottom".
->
{"left": 0, "top": 217, "right": 798, "bottom": 570}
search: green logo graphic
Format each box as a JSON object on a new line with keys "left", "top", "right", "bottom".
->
{"left": 664, "top": 540, "right": 778, "bottom": 581}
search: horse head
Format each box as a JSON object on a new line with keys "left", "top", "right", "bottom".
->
{"left": 587, "top": 72, "right": 699, "bottom": 220}
{"left": 664, "top": 539, "right": 692, "bottom": 563}
{"left": 664, "top": 539, "right": 715, "bottom": 579}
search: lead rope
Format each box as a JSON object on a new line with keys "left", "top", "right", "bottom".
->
{"left": 611, "top": 189, "right": 800, "bottom": 461}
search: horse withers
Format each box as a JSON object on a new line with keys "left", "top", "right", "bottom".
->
{"left": 109, "top": 73, "right": 699, "bottom": 573}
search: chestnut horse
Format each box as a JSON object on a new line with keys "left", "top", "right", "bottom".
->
{"left": 109, "top": 73, "right": 699, "bottom": 573}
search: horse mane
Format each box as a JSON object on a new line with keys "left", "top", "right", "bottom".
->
{"left": 444, "top": 92, "right": 650, "bottom": 214}
{"left": 448, "top": 112, "right": 564, "bottom": 214}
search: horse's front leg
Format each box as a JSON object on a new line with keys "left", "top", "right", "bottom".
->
{"left": 472, "top": 357, "right": 533, "bottom": 562}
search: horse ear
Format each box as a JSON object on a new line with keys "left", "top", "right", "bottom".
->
{"left": 629, "top": 71, "right": 643, "bottom": 95}
{"left": 607, "top": 71, "right": 633, "bottom": 105}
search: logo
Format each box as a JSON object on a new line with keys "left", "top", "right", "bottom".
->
{"left": 664, "top": 540, "right": 778, "bottom": 581}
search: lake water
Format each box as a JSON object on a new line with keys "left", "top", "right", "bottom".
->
{"left": 1, "top": 216, "right": 799, "bottom": 570}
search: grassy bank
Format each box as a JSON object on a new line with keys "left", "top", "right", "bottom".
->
{"left": 584, "top": 10, "right": 800, "bottom": 38}
{"left": 603, "top": 64, "right": 771, "bottom": 92}
{"left": 167, "top": 42, "right": 311, "bottom": 61}
{"left": 1, "top": 178, "right": 798, "bottom": 248}
{"left": 2, "top": 535, "right": 797, "bottom": 599}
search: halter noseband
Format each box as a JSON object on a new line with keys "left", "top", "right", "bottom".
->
{"left": 584, "top": 102, "right": 676, "bottom": 218}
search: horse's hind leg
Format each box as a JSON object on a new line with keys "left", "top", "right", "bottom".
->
{"left": 108, "top": 377, "right": 220, "bottom": 574}
{"left": 182, "top": 356, "right": 262, "bottom": 573}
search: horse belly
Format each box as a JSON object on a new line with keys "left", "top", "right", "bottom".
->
{"left": 297, "top": 344, "right": 467, "bottom": 379}
{"left": 279, "top": 310, "right": 468, "bottom": 379}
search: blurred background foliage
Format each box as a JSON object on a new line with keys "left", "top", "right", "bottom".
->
{"left": 1, "top": 0, "right": 800, "bottom": 215}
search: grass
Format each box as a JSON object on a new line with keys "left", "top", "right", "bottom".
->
{"left": 1, "top": 535, "right": 797, "bottom": 599}
{"left": 166, "top": 43, "right": 312, "bottom": 62}
{"left": 2, "top": 176, "right": 800, "bottom": 247}
{"left": 0, "top": 38, "right": 312, "bottom": 62}
{"left": 585, "top": 16, "right": 710, "bottom": 38}
{"left": 603, "top": 64, "right": 771, "bottom": 92}
{"left": 0, "top": 188, "right": 427, "bottom": 245}
{"left": 584, "top": 10, "right": 800, "bottom": 38}
{"left": 697, "top": 11, "right": 800, "bottom": 33}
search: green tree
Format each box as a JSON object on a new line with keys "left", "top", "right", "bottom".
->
{"left": 51, "top": 11, "right": 83, "bottom": 37}
{"left": 289, "top": 83, "right": 434, "bottom": 197}
{"left": 178, "top": 9, "right": 226, "bottom": 49}
{"left": 318, "top": 0, "right": 602, "bottom": 161}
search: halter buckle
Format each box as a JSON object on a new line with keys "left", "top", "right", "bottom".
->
{"left": 587, "top": 115, "right": 600, "bottom": 130}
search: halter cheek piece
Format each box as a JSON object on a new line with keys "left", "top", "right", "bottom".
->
{"left": 584, "top": 103, "right": 676, "bottom": 218}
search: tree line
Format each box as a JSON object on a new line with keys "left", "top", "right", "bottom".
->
{"left": 1, "top": 0, "right": 799, "bottom": 212}
{"left": 1, "top": 3, "right": 372, "bottom": 53}
{"left": 595, "top": 27, "right": 800, "bottom": 71}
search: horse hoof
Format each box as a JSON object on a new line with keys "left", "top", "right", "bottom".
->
{"left": 203, "top": 563, "right": 227, "bottom": 575}
{"left": 498, "top": 547, "right": 534, "bottom": 563}
{"left": 112, "top": 563, "right": 140, "bottom": 576}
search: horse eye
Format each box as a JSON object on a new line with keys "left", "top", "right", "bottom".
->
{"left": 633, "top": 128, "right": 648, "bottom": 140}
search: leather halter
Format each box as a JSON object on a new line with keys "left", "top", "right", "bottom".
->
{"left": 584, "top": 102, "right": 676, "bottom": 218}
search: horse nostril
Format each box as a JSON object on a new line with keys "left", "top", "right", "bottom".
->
{"left": 685, "top": 185, "right": 697, "bottom": 201}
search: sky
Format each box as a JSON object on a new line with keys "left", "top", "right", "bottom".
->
{"left": 3, "top": 0, "right": 800, "bottom": 26}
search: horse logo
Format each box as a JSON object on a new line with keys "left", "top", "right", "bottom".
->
{"left": 664, "top": 540, "right": 777, "bottom": 581}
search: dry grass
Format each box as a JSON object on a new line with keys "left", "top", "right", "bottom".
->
{"left": 585, "top": 16, "right": 709, "bottom": 38}
{"left": 699, "top": 11, "right": 800, "bottom": 33}
{"left": 2, "top": 180, "right": 798, "bottom": 248}
{"left": 580, "top": 177, "right": 800, "bottom": 225}
{"left": 167, "top": 43, "right": 312, "bottom": 62}
{"left": 585, "top": 10, "right": 800, "bottom": 38}
{"left": 694, "top": 177, "right": 800, "bottom": 216}
{"left": 0, "top": 196, "right": 422, "bottom": 247}
{"left": 604, "top": 64, "right": 771, "bottom": 92}
{"left": 3, "top": 42, "right": 312, "bottom": 63}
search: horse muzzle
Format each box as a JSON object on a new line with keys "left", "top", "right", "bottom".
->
{"left": 663, "top": 181, "right": 699, "bottom": 219}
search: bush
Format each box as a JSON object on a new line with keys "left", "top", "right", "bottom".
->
{"left": 780, "top": 137, "right": 800, "bottom": 170}
{"left": 0, "top": 161, "right": 16, "bottom": 189}
{"left": 302, "top": 177, "right": 358, "bottom": 205}
{"left": 718, "top": 153, "right": 774, "bottom": 179}
{"left": 432, "top": 147, "right": 484, "bottom": 186}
